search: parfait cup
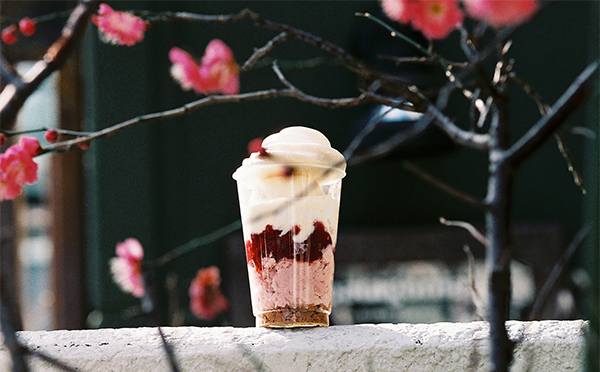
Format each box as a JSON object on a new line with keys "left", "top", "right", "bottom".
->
{"left": 233, "top": 164, "right": 344, "bottom": 327}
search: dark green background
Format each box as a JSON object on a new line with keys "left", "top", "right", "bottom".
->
{"left": 80, "top": 1, "right": 598, "bottom": 334}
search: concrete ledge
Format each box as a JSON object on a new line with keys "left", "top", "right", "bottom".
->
{"left": 1, "top": 320, "right": 586, "bottom": 371}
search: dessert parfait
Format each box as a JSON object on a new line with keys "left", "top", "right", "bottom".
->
{"left": 233, "top": 127, "right": 346, "bottom": 327}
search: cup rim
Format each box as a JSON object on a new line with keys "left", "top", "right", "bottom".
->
{"left": 232, "top": 163, "right": 346, "bottom": 181}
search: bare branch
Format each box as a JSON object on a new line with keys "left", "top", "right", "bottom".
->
{"left": 505, "top": 61, "right": 598, "bottom": 167}
{"left": 348, "top": 121, "right": 431, "bottom": 165}
{"left": 509, "top": 71, "right": 587, "bottom": 194}
{"left": 41, "top": 86, "right": 373, "bottom": 155}
{"left": 0, "top": 0, "right": 100, "bottom": 128}
{"left": 425, "top": 104, "right": 490, "bottom": 150}
{"left": 528, "top": 225, "right": 590, "bottom": 320}
{"left": 463, "top": 245, "right": 487, "bottom": 320}
{"left": 241, "top": 32, "right": 288, "bottom": 71}
{"left": 0, "top": 54, "right": 23, "bottom": 89}
{"left": 402, "top": 161, "right": 487, "bottom": 209}
{"left": 439, "top": 217, "right": 489, "bottom": 246}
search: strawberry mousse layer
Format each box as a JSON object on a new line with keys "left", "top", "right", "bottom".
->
{"left": 246, "top": 222, "right": 335, "bottom": 309}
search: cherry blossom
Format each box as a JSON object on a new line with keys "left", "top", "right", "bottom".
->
{"left": 0, "top": 174, "right": 21, "bottom": 201}
{"left": 92, "top": 3, "right": 146, "bottom": 46}
{"left": 382, "top": 0, "right": 417, "bottom": 24}
{"left": 189, "top": 266, "right": 229, "bottom": 320}
{"left": 110, "top": 238, "right": 145, "bottom": 298}
{"left": 381, "top": 0, "right": 463, "bottom": 40}
{"left": 19, "top": 18, "right": 37, "bottom": 37}
{"left": 413, "top": 0, "right": 464, "bottom": 39}
{"left": 463, "top": 0, "right": 539, "bottom": 27}
{"left": 169, "top": 39, "right": 239, "bottom": 95}
{"left": 0, "top": 136, "right": 40, "bottom": 200}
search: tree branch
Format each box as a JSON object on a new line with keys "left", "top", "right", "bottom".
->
{"left": 439, "top": 217, "right": 489, "bottom": 245}
{"left": 505, "top": 61, "right": 598, "bottom": 167}
{"left": 0, "top": 0, "right": 100, "bottom": 128}
{"left": 40, "top": 86, "right": 373, "bottom": 155}
{"left": 528, "top": 225, "right": 590, "bottom": 320}
{"left": 241, "top": 32, "right": 288, "bottom": 71}
{"left": 402, "top": 161, "right": 487, "bottom": 208}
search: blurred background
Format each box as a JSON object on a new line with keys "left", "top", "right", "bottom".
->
{"left": 0, "top": 3, "right": 597, "bottom": 366}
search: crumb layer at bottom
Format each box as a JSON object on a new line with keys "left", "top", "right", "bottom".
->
{"left": 256, "top": 306, "right": 329, "bottom": 328}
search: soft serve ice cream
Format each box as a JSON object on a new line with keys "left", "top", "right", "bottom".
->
{"left": 233, "top": 126, "right": 346, "bottom": 327}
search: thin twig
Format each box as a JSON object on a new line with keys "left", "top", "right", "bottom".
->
{"left": 463, "top": 245, "right": 487, "bottom": 320}
{"left": 39, "top": 87, "right": 373, "bottom": 155}
{"left": 505, "top": 61, "right": 598, "bottom": 167}
{"left": 347, "top": 117, "right": 431, "bottom": 165}
{"left": 402, "top": 161, "right": 487, "bottom": 209}
{"left": 141, "top": 275, "right": 180, "bottom": 372}
{"left": 439, "top": 217, "right": 489, "bottom": 246}
{"left": 148, "top": 220, "right": 242, "bottom": 269}
{"left": 0, "top": 296, "right": 29, "bottom": 372}
{"left": 509, "top": 71, "right": 587, "bottom": 194}
{"left": 528, "top": 225, "right": 590, "bottom": 320}
{"left": 377, "top": 54, "right": 469, "bottom": 68}
{"left": 22, "top": 347, "right": 80, "bottom": 372}
{"left": 242, "top": 32, "right": 288, "bottom": 71}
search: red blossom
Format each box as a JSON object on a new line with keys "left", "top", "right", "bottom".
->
{"left": 18, "top": 18, "right": 36, "bottom": 37}
{"left": 92, "top": 3, "right": 146, "bottom": 46}
{"left": 382, "top": 0, "right": 417, "bottom": 24}
{"left": 169, "top": 39, "right": 239, "bottom": 96}
{"left": 0, "top": 136, "right": 40, "bottom": 201}
{"left": 380, "top": 0, "right": 463, "bottom": 40}
{"left": 110, "top": 238, "right": 145, "bottom": 297}
{"left": 76, "top": 137, "right": 91, "bottom": 150}
{"left": 463, "top": 0, "right": 538, "bottom": 27}
{"left": 247, "top": 137, "right": 267, "bottom": 156}
{"left": 189, "top": 266, "right": 229, "bottom": 321}
{"left": 44, "top": 129, "right": 59, "bottom": 143}
{"left": 1, "top": 25, "right": 18, "bottom": 45}
{"left": 0, "top": 174, "right": 22, "bottom": 201}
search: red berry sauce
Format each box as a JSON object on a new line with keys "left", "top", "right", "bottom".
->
{"left": 245, "top": 221, "right": 332, "bottom": 273}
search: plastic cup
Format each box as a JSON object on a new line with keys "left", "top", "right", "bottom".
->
{"left": 233, "top": 164, "right": 344, "bottom": 327}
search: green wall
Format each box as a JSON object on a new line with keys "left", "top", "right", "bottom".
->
{"left": 81, "top": 1, "right": 597, "bottom": 327}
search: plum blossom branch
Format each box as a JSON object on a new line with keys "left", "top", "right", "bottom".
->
{"left": 439, "top": 216, "right": 489, "bottom": 246}
{"left": 148, "top": 220, "right": 242, "bottom": 269}
{"left": 241, "top": 32, "right": 288, "bottom": 71}
{"left": 509, "top": 71, "right": 587, "bottom": 194}
{"left": 38, "top": 87, "right": 372, "bottom": 155}
{"left": 505, "top": 61, "right": 598, "bottom": 167}
{"left": 463, "top": 245, "right": 487, "bottom": 320}
{"left": 0, "top": 0, "right": 100, "bottom": 128}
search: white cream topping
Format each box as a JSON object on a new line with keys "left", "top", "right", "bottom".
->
{"left": 233, "top": 126, "right": 346, "bottom": 184}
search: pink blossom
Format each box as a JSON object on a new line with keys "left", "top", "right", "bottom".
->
{"left": 169, "top": 39, "right": 239, "bottom": 95}
{"left": 381, "top": 0, "right": 463, "bottom": 40}
{"left": 412, "top": 0, "right": 464, "bottom": 39}
{"left": 169, "top": 48, "right": 204, "bottom": 93}
{"left": 92, "top": 3, "right": 146, "bottom": 46}
{"left": 110, "top": 238, "right": 145, "bottom": 297}
{"left": 382, "top": 0, "right": 417, "bottom": 24}
{"left": 0, "top": 136, "right": 40, "bottom": 186}
{"left": 0, "top": 174, "right": 22, "bottom": 201}
{"left": 189, "top": 266, "right": 229, "bottom": 320}
{"left": 463, "top": 0, "right": 538, "bottom": 27}
{"left": 18, "top": 135, "right": 41, "bottom": 156}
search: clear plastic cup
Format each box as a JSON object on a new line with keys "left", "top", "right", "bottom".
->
{"left": 233, "top": 164, "right": 344, "bottom": 327}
